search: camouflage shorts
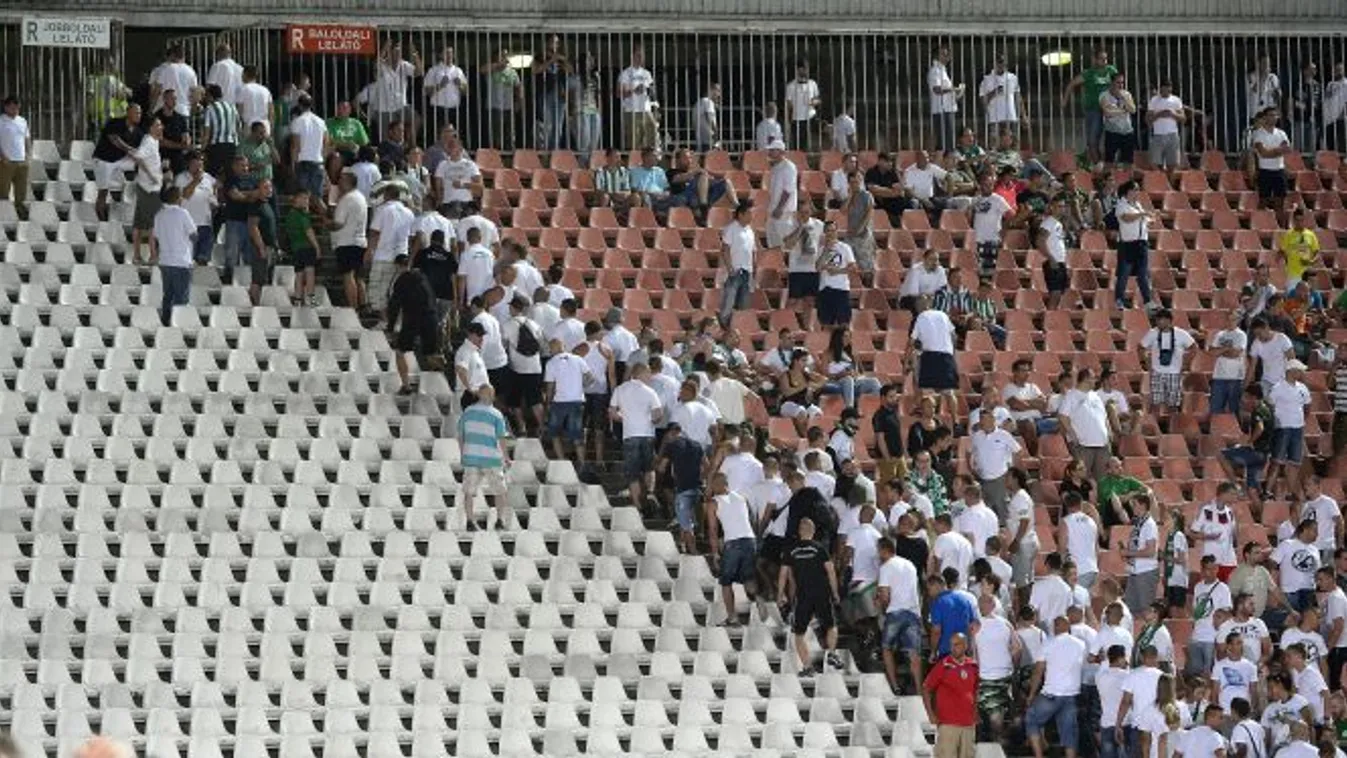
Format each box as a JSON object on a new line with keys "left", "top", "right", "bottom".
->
{"left": 977, "top": 677, "right": 1013, "bottom": 714}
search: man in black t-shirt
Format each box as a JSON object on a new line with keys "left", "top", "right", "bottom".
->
{"left": 893, "top": 509, "right": 930, "bottom": 586}
{"left": 387, "top": 253, "right": 442, "bottom": 395}
{"left": 92, "top": 103, "right": 144, "bottom": 221}
{"left": 864, "top": 151, "right": 906, "bottom": 220}
{"left": 414, "top": 229, "right": 458, "bottom": 323}
{"left": 779, "top": 518, "right": 843, "bottom": 675}
{"left": 873, "top": 383, "right": 905, "bottom": 483}
{"left": 656, "top": 423, "right": 706, "bottom": 555}
{"left": 221, "top": 154, "right": 260, "bottom": 287}
{"left": 155, "top": 90, "right": 192, "bottom": 174}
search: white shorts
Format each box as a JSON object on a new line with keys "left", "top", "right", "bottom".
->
{"left": 462, "top": 466, "right": 507, "bottom": 497}
{"left": 766, "top": 217, "right": 795, "bottom": 249}
{"left": 94, "top": 158, "right": 133, "bottom": 190}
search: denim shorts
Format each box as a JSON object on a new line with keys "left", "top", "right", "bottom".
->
{"left": 674, "top": 489, "right": 701, "bottom": 532}
{"left": 1034, "top": 418, "right": 1060, "bottom": 436}
{"left": 882, "top": 609, "right": 923, "bottom": 653}
{"left": 1222, "top": 445, "right": 1267, "bottom": 487}
{"left": 622, "top": 437, "right": 655, "bottom": 480}
{"left": 1273, "top": 426, "right": 1305, "bottom": 464}
{"left": 1026, "top": 693, "right": 1078, "bottom": 749}
{"left": 720, "top": 537, "right": 756, "bottom": 586}
{"left": 548, "top": 401, "right": 585, "bottom": 442}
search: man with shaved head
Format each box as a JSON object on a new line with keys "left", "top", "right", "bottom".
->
{"left": 924, "top": 631, "right": 978, "bottom": 758}
{"left": 778, "top": 517, "right": 842, "bottom": 676}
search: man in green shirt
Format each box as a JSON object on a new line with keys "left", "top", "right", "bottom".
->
{"left": 327, "top": 101, "right": 369, "bottom": 163}
{"left": 1061, "top": 48, "right": 1118, "bottom": 166}
{"left": 240, "top": 121, "right": 278, "bottom": 183}
{"left": 1096, "top": 455, "right": 1150, "bottom": 528}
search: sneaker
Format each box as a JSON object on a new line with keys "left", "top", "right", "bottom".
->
{"left": 798, "top": 666, "right": 818, "bottom": 678}
{"left": 465, "top": 519, "right": 480, "bottom": 532}
{"left": 826, "top": 652, "right": 844, "bottom": 672}
{"left": 307, "top": 293, "right": 319, "bottom": 307}
{"left": 495, "top": 517, "right": 508, "bottom": 532}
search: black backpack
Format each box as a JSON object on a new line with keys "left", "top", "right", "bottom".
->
{"left": 514, "top": 319, "right": 541, "bottom": 357}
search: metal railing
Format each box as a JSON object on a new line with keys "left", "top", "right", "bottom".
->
{"left": 155, "top": 28, "right": 1347, "bottom": 159}
{"left": 0, "top": 21, "right": 125, "bottom": 148}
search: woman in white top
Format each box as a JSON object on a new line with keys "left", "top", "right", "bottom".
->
{"left": 1005, "top": 468, "right": 1040, "bottom": 592}
{"left": 1113, "top": 179, "right": 1157, "bottom": 311}
{"left": 130, "top": 117, "right": 166, "bottom": 265}
{"left": 818, "top": 327, "right": 881, "bottom": 409}
{"left": 1137, "top": 673, "right": 1183, "bottom": 758}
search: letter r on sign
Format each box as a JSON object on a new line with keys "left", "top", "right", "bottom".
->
{"left": 290, "top": 27, "right": 304, "bottom": 51}
{"left": 25, "top": 22, "right": 36, "bottom": 42}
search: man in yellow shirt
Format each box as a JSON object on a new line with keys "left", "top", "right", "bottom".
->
{"left": 1278, "top": 205, "right": 1320, "bottom": 287}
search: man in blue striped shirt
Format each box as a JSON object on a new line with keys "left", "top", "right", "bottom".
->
{"left": 457, "top": 386, "right": 512, "bottom": 531}
{"left": 201, "top": 84, "right": 240, "bottom": 177}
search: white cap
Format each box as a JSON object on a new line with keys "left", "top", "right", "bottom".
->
{"left": 766, "top": 139, "right": 786, "bottom": 151}
{"left": 1286, "top": 359, "right": 1308, "bottom": 371}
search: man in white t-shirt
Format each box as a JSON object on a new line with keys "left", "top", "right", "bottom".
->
{"left": 1146, "top": 80, "right": 1187, "bottom": 175}
{"left": 1138, "top": 308, "right": 1196, "bottom": 418}
{"left": 1028, "top": 554, "right": 1074, "bottom": 632}
{"left": 1190, "top": 483, "right": 1241, "bottom": 581}
{"left": 969, "top": 172, "right": 1013, "bottom": 278}
{"left": 1301, "top": 476, "right": 1343, "bottom": 565}
{"left": 954, "top": 482, "right": 1001, "bottom": 558}
{"left": 973, "top": 592, "right": 1020, "bottom": 741}
{"left": 1187, "top": 556, "right": 1234, "bottom": 676}
{"left": 0, "top": 95, "right": 31, "bottom": 212}
{"left": 927, "top": 46, "right": 964, "bottom": 152}
{"left": 1250, "top": 106, "right": 1292, "bottom": 212}
{"left": 235, "top": 66, "right": 273, "bottom": 136}
{"left": 1265, "top": 360, "right": 1312, "bottom": 501}
{"left": 830, "top": 105, "right": 856, "bottom": 154}
{"left": 931, "top": 513, "right": 975, "bottom": 586}
{"left": 968, "top": 411, "right": 1021, "bottom": 520}
{"left": 1211, "top": 634, "right": 1258, "bottom": 710}
{"left": 288, "top": 95, "right": 329, "bottom": 199}
{"left": 365, "top": 185, "right": 415, "bottom": 319}
{"left": 1249, "top": 317, "right": 1296, "bottom": 396}
{"left": 545, "top": 339, "right": 595, "bottom": 462}
{"left": 1273, "top": 519, "right": 1321, "bottom": 612}
{"left": 1025, "top": 616, "right": 1086, "bottom": 758}
{"left": 1208, "top": 310, "right": 1248, "bottom": 418}
{"left": 433, "top": 139, "right": 481, "bottom": 218}
{"left": 693, "top": 82, "right": 722, "bottom": 152}
{"left": 609, "top": 363, "right": 664, "bottom": 508}
{"left": 617, "top": 46, "right": 656, "bottom": 151}
{"left": 207, "top": 43, "right": 244, "bottom": 105}
{"left": 979, "top": 54, "right": 1027, "bottom": 137}
{"left": 911, "top": 295, "right": 959, "bottom": 409}
{"left": 370, "top": 43, "right": 423, "bottom": 140}
{"left": 843, "top": 506, "right": 884, "bottom": 625}
{"left": 1057, "top": 369, "right": 1113, "bottom": 482}
{"left": 424, "top": 46, "right": 468, "bottom": 136}
{"left": 1216, "top": 592, "right": 1273, "bottom": 666}
{"left": 783, "top": 205, "right": 825, "bottom": 313}
{"left": 815, "top": 220, "right": 856, "bottom": 328}
{"left": 878, "top": 537, "right": 924, "bottom": 690}
{"left": 902, "top": 150, "right": 948, "bottom": 209}
{"left": 1184, "top": 704, "right": 1231, "bottom": 758}
{"left": 1003, "top": 358, "right": 1053, "bottom": 454}
{"left": 784, "top": 60, "right": 821, "bottom": 151}
{"left": 719, "top": 201, "right": 757, "bottom": 328}
{"left": 765, "top": 140, "right": 798, "bottom": 248}
{"left": 174, "top": 153, "right": 217, "bottom": 266}
{"left": 150, "top": 46, "right": 198, "bottom": 117}
{"left": 150, "top": 185, "right": 198, "bottom": 327}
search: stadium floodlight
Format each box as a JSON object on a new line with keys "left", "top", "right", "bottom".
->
{"left": 508, "top": 53, "right": 534, "bottom": 70}
{"left": 1040, "top": 51, "right": 1073, "bottom": 67}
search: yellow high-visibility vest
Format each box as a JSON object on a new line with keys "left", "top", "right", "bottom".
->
{"left": 87, "top": 73, "right": 128, "bottom": 124}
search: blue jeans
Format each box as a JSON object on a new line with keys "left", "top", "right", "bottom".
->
{"left": 719, "top": 269, "right": 751, "bottom": 326}
{"left": 574, "top": 112, "right": 602, "bottom": 159}
{"left": 719, "top": 537, "right": 756, "bottom": 586}
{"left": 192, "top": 225, "right": 214, "bottom": 264}
{"left": 1026, "top": 693, "right": 1078, "bottom": 750}
{"left": 821, "top": 375, "right": 883, "bottom": 408}
{"left": 1099, "top": 721, "right": 1122, "bottom": 758}
{"left": 932, "top": 112, "right": 956, "bottom": 152}
{"left": 159, "top": 265, "right": 192, "bottom": 326}
{"left": 1289, "top": 588, "right": 1316, "bottom": 613}
{"left": 296, "top": 161, "right": 324, "bottom": 198}
{"left": 223, "top": 219, "right": 255, "bottom": 284}
{"left": 541, "top": 97, "right": 566, "bottom": 150}
{"left": 1222, "top": 446, "right": 1266, "bottom": 488}
{"left": 1085, "top": 110, "right": 1105, "bottom": 154}
{"left": 1210, "top": 378, "right": 1243, "bottom": 418}
{"left": 1115, "top": 240, "right": 1152, "bottom": 308}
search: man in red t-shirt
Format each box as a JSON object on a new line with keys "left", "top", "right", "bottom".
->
{"left": 922, "top": 632, "right": 979, "bottom": 758}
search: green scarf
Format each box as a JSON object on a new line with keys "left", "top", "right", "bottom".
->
{"left": 1161, "top": 514, "right": 1185, "bottom": 586}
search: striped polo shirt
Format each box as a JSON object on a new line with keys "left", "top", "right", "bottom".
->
{"left": 203, "top": 99, "right": 240, "bottom": 145}
{"left": 457, "top": 404, "right": 507, "bottom": 469}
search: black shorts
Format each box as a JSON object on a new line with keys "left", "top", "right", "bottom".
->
{"left": 817, "top": 287, "right": 851, "bottom": 326}
{"left": 792, "top": 593, "right": 836, "bottom": 636}
{"left": 1165, "top": 585, "right": 1188, "bottom": 610}
{"left": 487, "top": 367, "right": 510, "bottom": 393}
{"left": 251, "top": 253, "right": 271, "bottom": 287}
{"left": 788, "top": 272, "right": 820, "bottom": 299}
{"left": 584, "top": 393, "right": 610, "bottom": 428}
{"left": 292, "top": 247, "right": 317, "bottom": 270}
{"left": 396, "top": 320, "right": 439, "bottom": 354}
{"left": 336, "top": 245, "right": 364, "bottom": 275}
{"left": 1043, "top": 260, "right": 1068, "bottom": 293}
{"left": 917, "top": 351, "right": 959, "bottom": 390}
{"left": 1257, "top": 168, "right": 1288, "bottom": 199}
{"left": 505, "top": 371, "right": 543, "bottom": 408}
{"left": 760, "top": 535, "right": 790, "bottom": 564}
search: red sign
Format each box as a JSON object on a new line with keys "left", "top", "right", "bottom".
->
{"left": 286, "top": 24, "right": 377, "bottom": 56}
